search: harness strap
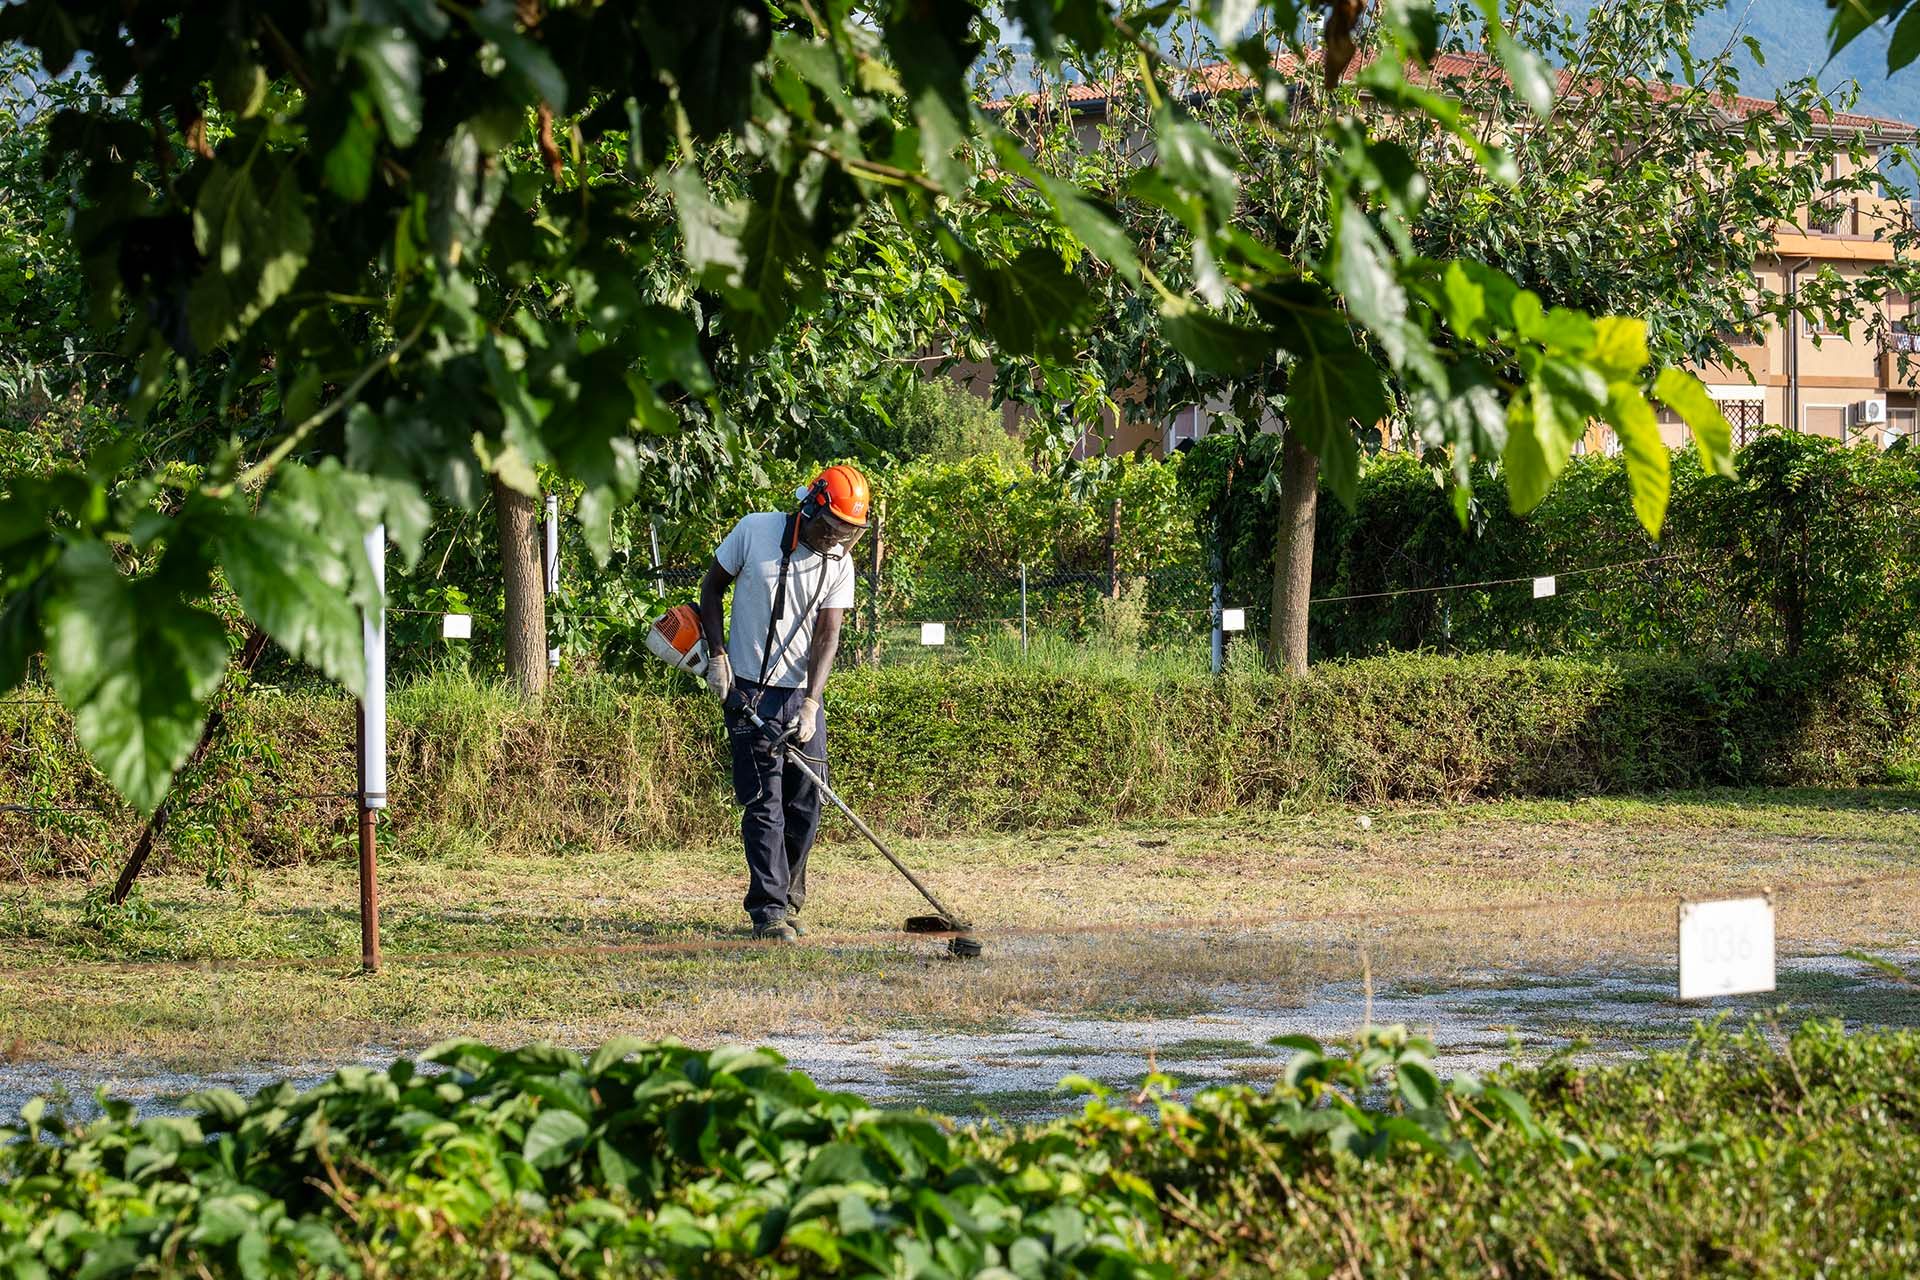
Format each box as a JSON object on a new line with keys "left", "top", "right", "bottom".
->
{"left": 757, "top": 514, "right": 798, "bottom": 681}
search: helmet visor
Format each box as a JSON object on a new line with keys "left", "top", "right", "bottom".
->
{"left": 808, "top": 509, "right": 866, "bottom": 554}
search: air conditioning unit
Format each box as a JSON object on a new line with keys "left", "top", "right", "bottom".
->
{"left": 1851, "top": 399, "right": 1888, "bottom": 426}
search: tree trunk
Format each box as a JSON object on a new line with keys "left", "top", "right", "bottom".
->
{"left": 494, "top": 477, "right": 548, "bottom": 697}
{"left": 1267, "top": 435, "right": 1319, "bottom": 676}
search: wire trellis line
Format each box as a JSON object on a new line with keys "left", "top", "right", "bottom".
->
{"left": 2, "top": 792, "right": 368, "bottom": 817}
{"left": 1306, "top": 555, "right": 1687, "bottom": 606}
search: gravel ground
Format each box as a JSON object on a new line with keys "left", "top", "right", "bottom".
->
{"left": 7, "top": 951, "right": 1913, "bottom": 1124}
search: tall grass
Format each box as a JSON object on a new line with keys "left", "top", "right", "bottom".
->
{"left": 3, "top": 654, "right": 1913, "bottom": 878}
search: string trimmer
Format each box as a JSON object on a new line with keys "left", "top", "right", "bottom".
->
{"left": 647, "top": 604, "right": 982, "bottom": 959}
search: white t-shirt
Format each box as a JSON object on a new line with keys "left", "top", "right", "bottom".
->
{"left": 714, "top": 512, "right": 857, "bottom": 688}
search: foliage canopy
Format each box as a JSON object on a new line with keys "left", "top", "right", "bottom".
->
{"left": 0, "top": 0, "right": 1741, "bottom": 809}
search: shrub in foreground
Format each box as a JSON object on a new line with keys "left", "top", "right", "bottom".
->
{"left": 3, "top": 1022, "right": 1917, "bottom": 1277}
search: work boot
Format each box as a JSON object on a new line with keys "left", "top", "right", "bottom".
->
{"left": 751, "top": 919, "right": 797, "bottom": 943}
{"left": 786, "top": 913, "right": 807, "bottom": 938}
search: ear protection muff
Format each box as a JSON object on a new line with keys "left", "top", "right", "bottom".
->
{"left": 795, "top": 477, "right": 829, "bottom": 521}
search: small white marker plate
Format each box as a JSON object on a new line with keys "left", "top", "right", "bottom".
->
{"left": 1221, "top": 607, "right": 1246, "bottom": 632}
{"left": 1532, "top": 575, "right": 1557, "bottom": 599}
{"left": 442, "top": 613, "right": 473, "bottom": 640}
{"left": 1678, "top": 894, "right": 1775, "bottom": 1000}
{"left": 920, "top": 622, "right": 947, "bottom": 646}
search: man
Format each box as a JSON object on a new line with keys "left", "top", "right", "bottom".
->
{"left": 699, "top": 464, "right": 870, "bottom": 941}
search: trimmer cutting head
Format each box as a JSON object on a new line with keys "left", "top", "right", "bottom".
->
{"left": 905, "top": 914, "right": 983, "bottom": 959}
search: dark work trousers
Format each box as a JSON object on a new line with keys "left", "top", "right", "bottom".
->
{"left": 725, "top": 682, "right": 827, "bottom": 927}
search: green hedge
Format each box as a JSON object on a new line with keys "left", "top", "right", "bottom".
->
{"left": 5, "top": 1021, "right": 1920, "bottom": 1277}
{"left": 5, "top": 654, "right": 1913, "bottom": 878}
{"left": 1187, "top": 431, "right": 1920, "bottom": 665}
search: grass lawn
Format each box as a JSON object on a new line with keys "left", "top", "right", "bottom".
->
{"left": 1, "top": 786, "right": 1915, "bottom": 1072}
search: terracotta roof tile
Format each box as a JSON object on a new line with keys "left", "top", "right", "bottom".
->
{"left": 988, "top": 48, "right": 1914, "bottom": 136}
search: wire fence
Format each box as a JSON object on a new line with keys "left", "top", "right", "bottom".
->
{"left": 554, "top": 550, "right": 1716, "bottom": 674}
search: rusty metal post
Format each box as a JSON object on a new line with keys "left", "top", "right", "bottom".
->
{"left": 356, "top": 702, "right": 380, "bottom": 972}
{"left": 1106, "top": 498, "right": 1122, "bottom": 598}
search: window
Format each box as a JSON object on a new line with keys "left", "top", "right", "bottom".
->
{"left": 1807, "top": 310, "right": 1849, "bottom": 339}
{"left": 1725, "top": 400, "right": 1765, "bottom": 447}
{"left": 1670, "top": 399, "right": 1764, "bottom": 447}
{"left": 1804, "top": 404, "right": 1848, "bottom": 440}
{"left": 1164, "top": 404, "right": 1207, "bottom": 453}
{"left": 1808, "top": 198, "right": 1860, "bottom": 236}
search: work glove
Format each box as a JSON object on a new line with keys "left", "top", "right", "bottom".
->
{"left": 794, "top": 695, "right": 821, "bottom": 746}
{"left": 706, "top": 652, "right": 733, "bottom": 702}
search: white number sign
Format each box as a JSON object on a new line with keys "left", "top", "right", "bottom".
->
{"left": 1532, "top": 575, "right": 1557, "bottom": 599}
{"left": 920, "top": 622, "right": 947, "bottom": 646}
{"left": 442, "top": 613, "right": 472, "bottom": 640}
{"left": 1221, "top": 608, "right": 1246, "bottom": 632}
{"left": 1678, "top": 895, "right": 1775, "bottom": 1000}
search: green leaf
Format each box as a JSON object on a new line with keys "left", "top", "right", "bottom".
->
{"left": 1653, "top": 367, "right": 1736, "bottom": 477}
{"left": 1892, "top": 6, "right": 1920, "bottom": 73}
{"left": 1038, "top": 174, "right": 1141, "bottom": 282}
{"left": 737, "top": 176, "right": 814, "bottom": 333}
{"left": 343, "top": 22, "right": 423, "bottom": 146}
{"left": 1204, "top": 0, "right": 1259, "bottom": 36}
{"left": 1606, "top": 384, "right": 1670, "bottom": 537}
{"left": 587, "top": 1038, "right": 652, "bottom": 1076}
{"left": 1588, "top": 316, "right": 1649, "bottom": 381}
{"left": 367, "top": 477, "right": 432, "bottom": 571}
{"left": 235, "top": 1228, "right": 270, "bottom": 1280}
{"left": 1504, "top": 354, "right": 1608, "bottom": 514}
{"left": 189, "top": 146, "right": 312, "bottom": 351}
{"left": 1287, "top": 335, "right": 1387, "bottom": 508}
{"left": 662, "top": 168, "right": 745, "bottom": 289}
{"left": 523, "top": 1108, "right": 591, "bottom": 1169}
{"left": 43, "top": 541, "right": 230, "bottom": 814}
{"left": 957, "top": 246, "right": 1092, "bottom": 360}
{"left": 191, "top": 1195, "right": 255, "bottom": 1246}
{"left": 1269, "top": 1034, "right": 1324, "bottom": 1053}
{"left": 1154, "top": 108, "right": 1238, "bottom": 223}
{"left": 1330, "top": 200, "right": 1432, "bottom": 380}
{"left": 1159, "top": 298, "right": 1277, "bottom": 374}
{"left": 633, "top": 306, "right": 714, "bottom": 393}
{"left": 1478, "top": 1, "right": 1554, "bottom": 116}
{"left": 0, "top": 570, "right": 51, "bottom": 690}
{"left": 470, "top": 0, "right": 568, "bottom": 109}
{"left": 1501, "top": 398, "right": 1561, "bottom": 516}
{"left": 272, "top": 464, "right": 387, "bottom": 603}
{"left": 181, "top": 1088, "right": 248, "bottom": 1125}
{"left": 1832, "top": 0, "right": 1896, "bottom": 57}
{"left": 209, "top": 507, "right": 365, "bottom": 694}
{"left": 596, "top": 1138, "right": 643, "bottom": 1191}
{"left": 1441, "top": 260, "right": 1487, "bottom": 339}
{"left": 911, "top": 91, "right": 969, "bottom": 194}
{"left": 322, "top": 100, "right": 379, "bottom": 201}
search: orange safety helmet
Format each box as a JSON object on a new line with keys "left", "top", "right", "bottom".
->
{"left": 796, "top": 464, "right": 871, "bottom": 527}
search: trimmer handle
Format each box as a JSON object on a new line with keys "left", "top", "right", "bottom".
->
{"left": 723, "top": 688, "right": 799, "bottom": 750}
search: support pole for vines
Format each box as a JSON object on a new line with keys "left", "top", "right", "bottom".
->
{"left": 358, "top": 523, "right": 387, "bottom": 973}
{"left": 109, "top": 627, "right": 272, "bottom": 905}
{"left": 544, "top": 493, "right": 561, "bottom": 671}
{"left": 1020, "top": 561, "right": 1029, "bottom": 658}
